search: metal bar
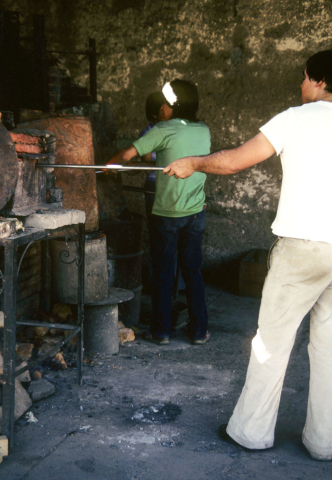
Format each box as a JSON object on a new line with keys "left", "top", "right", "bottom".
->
{"left": 89, "top": 38, "right": 97, "bottom": 103}
{"left": 0, "top": 228, "right": 48, "bottom": 246}
{"left": 18, "top": 153, "right": 56, "bottom": 159}
{"left": 122, "top": 185, "right": 155, "bottom": 194}
{"left": 17, "top": 242, "right": 34, "bottom": 277}
{"left": 77, "top": 223, "right": 85, "bottom": 385}
{"left": 16, "top": 320, "right": 78, "bottom": 330}
{"left": 14, "top": 327, "right": 81, "bottom": 377}
{"left": 36, "top": 164, "right": 165, "bottom": 171}
{"left": 2, "top": 242, "right": 17, "bottom": 451}
{"left": 0, "top": 320, "right": 79, "bottom": 381}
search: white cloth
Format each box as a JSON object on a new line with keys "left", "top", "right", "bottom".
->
{"left": 260, "top": 101, "right": 332, "bottom": 244}
{"left": 227, "top": 237, "right": 332, "bottom": 460}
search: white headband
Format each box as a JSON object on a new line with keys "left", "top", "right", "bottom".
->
{"left": 162, "top": 82, "right": 178, "bottom": 106}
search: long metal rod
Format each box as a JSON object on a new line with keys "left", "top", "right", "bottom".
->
{"left": 122, "top": 185, "right": 155, "bottom": 194}
{"left": 16, "top": 320, "right": 78, "bottom": 330}
{"left": 2, "top": 242, "right": 17, "bottom": 451}
{"left": 36, "top": 164, "right": 165, "bottom": 171}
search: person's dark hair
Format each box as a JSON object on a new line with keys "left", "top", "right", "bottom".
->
{"left": 169, "top": 79, "right": 199, "bottom": 122}
{"left": 145, "top": 92, "right": 165, "bottom": 121}
{"left": 306, "top": 50, "right": 332, "bottom": 93}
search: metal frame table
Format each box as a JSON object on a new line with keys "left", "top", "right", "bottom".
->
{"left": 0, "top": 222, "right": 85, "bottom": 451}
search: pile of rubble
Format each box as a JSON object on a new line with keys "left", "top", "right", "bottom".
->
{"left": 0, "top": 303, "right": 135, "bottom": 436}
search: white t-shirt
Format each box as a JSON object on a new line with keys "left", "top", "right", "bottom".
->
{"left": 260, "top": 101, "right": 332, "bottom": 244}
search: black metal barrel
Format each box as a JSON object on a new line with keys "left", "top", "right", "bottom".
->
{"left": 100, "top": 214, "right": 144, "bottom": 325}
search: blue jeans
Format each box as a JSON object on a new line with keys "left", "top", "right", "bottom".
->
{"left": 150, "top": 210, "right": 208, "bottom": 339}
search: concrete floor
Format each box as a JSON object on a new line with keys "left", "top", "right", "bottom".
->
{"left": 1, "top": 285, "right": 331, "bottom": 479}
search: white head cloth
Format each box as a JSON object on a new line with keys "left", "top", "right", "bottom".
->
{"left": 162, "top": 82, "right": 178, "bottom": 106}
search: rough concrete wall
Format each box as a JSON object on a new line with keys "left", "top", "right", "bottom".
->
{"left": 2, "top": 0, "right": 332, "bottom": 281}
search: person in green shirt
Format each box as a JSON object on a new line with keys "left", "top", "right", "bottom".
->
{"left": 107, "top": 79, "right": 211, "bottom": 345}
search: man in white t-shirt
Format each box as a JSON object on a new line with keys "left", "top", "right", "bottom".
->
{"left": 163, "top": 50, "right": 332, "bottom": 461}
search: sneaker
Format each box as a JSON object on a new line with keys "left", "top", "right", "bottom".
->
{"left": 191, "top": 331, "right": 211, "bottom": 345}
{"left": 142, "top": 332, "right": 170, "bottom": 345}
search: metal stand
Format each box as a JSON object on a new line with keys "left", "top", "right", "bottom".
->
{"left": 0, "top": 223, "right": 85, "bottom": 451}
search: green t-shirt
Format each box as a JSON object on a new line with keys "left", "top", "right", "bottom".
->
{"left": 133, "top": 118, "right": 211, "bottom": 217}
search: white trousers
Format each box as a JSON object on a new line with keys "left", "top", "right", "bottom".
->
{"left": 227, "top": 237, "right": 332, "bottom": 460}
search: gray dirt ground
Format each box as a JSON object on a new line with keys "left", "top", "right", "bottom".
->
{"left": 1, "top": 286, "right": 331, "bottom": 480}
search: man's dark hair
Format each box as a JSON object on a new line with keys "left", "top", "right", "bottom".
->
{"left": 146, "top": 92, "right": 165, "bottom": 121}
{"left": 169, "top": 79, "right": 199, "bottom": 122}
{"left": 306, "top": 50, "right": 332, "bottom": 93}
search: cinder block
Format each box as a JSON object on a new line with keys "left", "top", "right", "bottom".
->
{"left": 0, "top": 435, "right": 9, "bottom": 457}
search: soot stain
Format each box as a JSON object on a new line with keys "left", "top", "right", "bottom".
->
{"left": 131, "top": 403, "right": 182, "bottom": 424}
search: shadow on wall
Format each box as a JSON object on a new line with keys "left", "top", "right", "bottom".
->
{"left": 202, "top": 248, "right": 269, "bottom": 298}
{"left": 202, "top": 258, "right": 243, "bottom": 295}
{"left": 137, "top": 255, "right": 244, "bottom": 296}
{"left": 141, "top": 250, "right": 269, "bottom": 298}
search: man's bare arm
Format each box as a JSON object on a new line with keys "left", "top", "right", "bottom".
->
{"left": 129, "top": 152, "right": 153, "bottom": 167}
{"left": 141, "top": 152, "right": 152, "bottom": 163}
{"left": 106, "top": 145, "right": 138, "bottom": 165}
{"left": 163, "top": 133, "right": 276, "bottom": 178}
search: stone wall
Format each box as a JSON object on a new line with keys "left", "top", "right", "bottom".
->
{"left": 2, "top": 0, "right": 331, "bottom": 284}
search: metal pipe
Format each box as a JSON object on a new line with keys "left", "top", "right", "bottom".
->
{"left": 36, "top": 163, "right": 165, "bottom": 171}
{"left": 122, "top": 185, "right": 155, "bottom": 194}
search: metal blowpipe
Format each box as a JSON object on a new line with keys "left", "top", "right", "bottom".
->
{"left": 36, "top": 164, "right": 165, "bottom": 171}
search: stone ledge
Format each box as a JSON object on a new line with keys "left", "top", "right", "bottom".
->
{"left": 24, "top": 209, "right": 86, "bottom": 229}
